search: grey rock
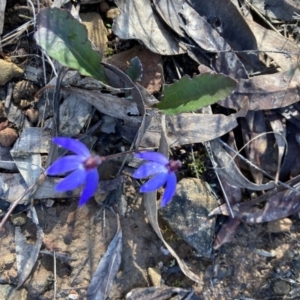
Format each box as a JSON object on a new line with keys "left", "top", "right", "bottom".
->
{"left": 160, "top": 178, "right": 217, "bottom": 258}
{"left": 273, "top": 280, "right": 290, "bottom": 295}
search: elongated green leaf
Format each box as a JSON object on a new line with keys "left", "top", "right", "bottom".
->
{"left": 156, "top": 73, "right": 237, "bottom": 114}
{"left": 35, "top": 7, "right": 108, "bottom": 83}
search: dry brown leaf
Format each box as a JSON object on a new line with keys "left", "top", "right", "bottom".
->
{"left": 249, "top": 0, "right": 300, "bottom": 21}
{"left": 105, "top": 45, "right": 163, "bottom": 94}
{"left": 242, "top": 111, "right": 269, "bottom": 185}
{"left": 0, "top": 173, "right": 124, "bottom": 204}
{"left": 211, "top": 139, "right": 275, "bottom": 191}
{"left": 126, "top": 286, "right": 195, "bottom": 300}
{"left": 142, "top": 116, "right": 203, "bottom": 284}
{"left": 219, "top": 67, "right": 300, "bottom": 110}
{"left": 189, "top": 0, "right": 261, "bottom": 71}
{"left": 86, "top": 212, "right": 122, "bottom": 300}
{"left": 16, "top": 206, "right": 44, "bottom": 288}
{"left": 112, "top": 0, "right": 186, "bottom": 55}
{"left": 246, "top": 18, "right": 300, "bottom": 71}
{"left": 209, "top": 175, "right": 300, "bottom": 223}
{"left": 138, "top": 104, "right": 247, "bottom": 148}
{"left": 213, "top": 218, "right": 241, "bottom": 250}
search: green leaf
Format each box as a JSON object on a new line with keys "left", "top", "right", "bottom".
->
{"left": 156, "top": 73, "right": 237, "bottom": 114}
{"left": 35, "top": 7, "right": 108, "bottom": 84}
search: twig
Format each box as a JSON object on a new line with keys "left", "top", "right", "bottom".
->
{"left": 204, "top": 141, "right": 235, "bottom": 218}
{"left": 26, "top": 0, "right": 36, "bottom": 28}
{"left": 217, "top": 138, "right": 300, "bottom": 195}
{"left": 53, "top": 251, "right": 57, "bottom": 300}
{"left": 244, "top": 0, "right": 282, "bottom": 34}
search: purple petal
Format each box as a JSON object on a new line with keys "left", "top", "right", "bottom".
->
{"left": 133, "top": 162, "right": 167, "bottom": 179}
{"left": 140, "top": 172, "right": 168, "bottom": 193}
{"left": 52, "top": 137, "right": 90, "bottom": 158}
{"left": 135, "top": 152, "right": 168, "bottom": 164}
{"left": 46, "top": 155, "right": 84, "bottom": 175}
{"left": 78, "top": 169, "right": 99, "bottom": 207}
{"left": 55, "top": 168, "right": 86, "bottom": 192}
{"left": 161, "top": 173, "right": 177, "bottom": 207}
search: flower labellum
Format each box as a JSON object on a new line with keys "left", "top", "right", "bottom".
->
{"left": 46, "top": 137, "right": 101, "bottom": 206}
{"left": 132, "top": 152, "right": 181, "bottom": 207}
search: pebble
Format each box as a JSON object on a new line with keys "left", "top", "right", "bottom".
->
{"left": 2, "top": 253, "right": 15, "bottom": 268}
{"left": 148, "top": 267, "right": 161, "bottom": 286}
{"left": 10, "top": 213, "right": 27, "bottom": 226}
{"left": 12, "top": 80, "right": 36, "bottom": 104}
{"left": 24, "top": 108, "right": 39, "bottom": 125}
{"left": 0, "top": 59, "right": 23, "bottom": 86}
{"left": 160, "top": 178, "right": 217, "bottom": 258}
{"left": 267, "top": 218, "right": 292, "bottom": 233}
{"left": 0, "top": 128, "right": 18, "bottom": 147}
{"left": 106, "top": 8, "right": 120, "bottom": 20}
{"left": 68, "top": 290, "right": 79, "bottom": 300}
{"left": 273, "top": 280, "right": 290, "bottom": 295}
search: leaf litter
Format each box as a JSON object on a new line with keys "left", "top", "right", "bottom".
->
{"left": 2, "top": 0, "right": 300, "bottom": 299}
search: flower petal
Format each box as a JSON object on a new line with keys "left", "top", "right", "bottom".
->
{"left": 52, "top": 137, "right": 90, "bottom": 158}
{"left": 135, "top": 152, "right": 168, "bottom": 164}
{"left": 46, "top": 155, "right": 84, "bottom": 175}
{"left": 55, "top": 168, "right": 86, "bottom": 192}
{"left": 140, "top": 172, "right": 168, "bottom": 193}
{"left": 161, "top": 173, "right": 177, "bottom": 207}
{"left": 133, "top": 162, "right": 167, "bottom": 179}
{"left": 78, "top": 169, "right": 99, "bottom": 207}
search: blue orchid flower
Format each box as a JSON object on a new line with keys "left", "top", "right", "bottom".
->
{"left": 133, "top": 152, "right": 181, "bottom": 207}
{"left": 46, "top": 137, "right": 101, "bottom": 207}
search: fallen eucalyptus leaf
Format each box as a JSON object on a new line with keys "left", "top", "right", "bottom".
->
{"left": 0, "top": 173, "right": 124, "bottom": 204}
{"left": 246, "top": 18, "right": 299, "bottom": 71}
{"left": 189, "top": 0, "right": 261, "bottom": 71}
{"left": 178, "top": 2, "right": 247, "bottom": 79}
{"left": 16, "top": 206, "right": 44, "bottom": 288}
{"left": 219, "top": 67, "right": 300, "bottom": 110}
{"left": 210, "top": 139, "right": 275, "bottom": 191}
{"left": 210, "top": 181, "right": 300, "bottom": 223}
{"left": 213, "top": 217, "right": 241, "bottom": 250}
{"left": 241, "top": 111, "right": 269, "bottom": 185}
{"left": 126, "top": 286, "right": 197, "bottom": 300}
{"left": 62, "top": 86, "right": 141, "bottom": 122}
{"left": 138, "top": 103, "right": 247, "bottom": 147}
{"left": 142, "top": 118, "right": 203, "bottom": 284}
{"left": 35, "top": 7, "right": 108, "bottom": 83}
{"left": 249, "top": 0, "right": 300, "bottom": 21}
{"left": 112, "top": 0, "right": 186, "bottom": 55}
{"left": 86, "top": 212, "right": 122, "bottom": 300}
